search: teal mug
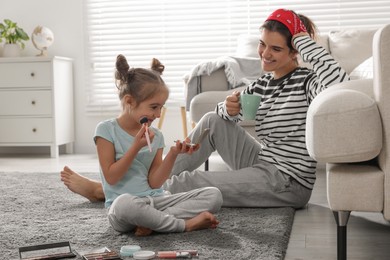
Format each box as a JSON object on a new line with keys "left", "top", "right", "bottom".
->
{"left": 240, "top": 93, "right": 261, "bottom": 120}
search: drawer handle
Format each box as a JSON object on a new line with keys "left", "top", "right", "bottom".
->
{"left": 30, "top": 72, "right": 35, "bottom": 77}
{"left": 32, "top": 128, "right": 37, "bottom": 133}
{"left": 31, "top": 100, "right": 36, "bottom": 105}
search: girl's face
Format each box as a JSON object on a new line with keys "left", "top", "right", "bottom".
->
{"left": 257, "top": 29, "right": 298, "bottom": 79}
{"left": 131, "top": 88, "right": 169, "bottom": 126}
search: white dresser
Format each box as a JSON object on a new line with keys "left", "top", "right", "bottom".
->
{"left": 0, "top": 56, "right": 74, "bottom": 157}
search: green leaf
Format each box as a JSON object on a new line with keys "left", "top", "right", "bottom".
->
{"left": 0, "top": 19, "right": 29, "bottom": 49}
{"left": 15, "top": 28, "right": 29, "bottom": 40}
{"left": 4, "top": 19, "right": 16, "bottom": 28}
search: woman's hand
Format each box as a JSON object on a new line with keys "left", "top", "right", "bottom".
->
{"left": 225, "top": 90, "right": 241, "bottom": 116}
{"left": 291, "top": 32, "right": 310, "bottom": 49}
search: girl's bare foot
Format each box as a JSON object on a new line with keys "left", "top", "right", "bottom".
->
{"left": 60, "top": 166, "right": 104, "bottom": 202}
{"left": 185, "top": 211, "right": 219, "bottom": 232}
{"left": 135, "top": 226, "right": 153, "bottom": 236}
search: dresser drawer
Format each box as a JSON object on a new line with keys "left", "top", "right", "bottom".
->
{"left": 0, "top": 57, "right": 73, "bottom": 157}
{"left": 0, "top": 90, "right": 52, "bottom": 116}
{"left": 0, "top": 62, "right": 51, "bottom": 88}
{"left": 0, "top": 118, "right": 53, "bottom": 143}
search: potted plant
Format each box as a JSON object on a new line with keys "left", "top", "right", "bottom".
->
{"left": 0, "top": 19, "right": 30, "bottom": 57}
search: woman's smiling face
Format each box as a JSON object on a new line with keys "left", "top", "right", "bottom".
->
{"left": 257, "top": 29, "right": 298, "bottom": 79}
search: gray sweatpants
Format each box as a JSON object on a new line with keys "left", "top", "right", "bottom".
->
{"left": 164, "top": 112, "right": 312, "bottom": 209}
{"left": 107, "top": 187, "right": 222, "bottom": 233}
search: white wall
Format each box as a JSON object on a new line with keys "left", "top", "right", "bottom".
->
{"left": 0, "top": 0, "right": 191, "bottom": 154}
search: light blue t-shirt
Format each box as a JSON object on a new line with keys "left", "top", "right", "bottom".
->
{"left": 94, "top": 118, "right": 165, "bottom": 208}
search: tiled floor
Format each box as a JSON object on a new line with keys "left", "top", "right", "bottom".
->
{"left": 1, "top": 153, "right": 390, "bottom": 259}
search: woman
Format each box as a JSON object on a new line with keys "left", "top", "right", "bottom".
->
{"left": 163, "top": 8, "right": 348, "bottom": 208}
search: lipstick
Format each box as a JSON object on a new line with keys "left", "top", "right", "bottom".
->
{"left": 157, "top": 250, "right": 197, "bottom": 259}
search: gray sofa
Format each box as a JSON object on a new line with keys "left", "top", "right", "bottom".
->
{"left": 305, "top": 24, "right": 390, "bottom": 260}
{"left": 186, "top": 29, "right": 377, "bottom": 138}
{"left": 185, "top": 27, "right": 386, "bottom": 260}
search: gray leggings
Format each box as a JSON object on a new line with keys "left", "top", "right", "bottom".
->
{"left": 164, "top": 112, "right": 312, "bottom": 208}
{"left": 107, "top": 187, "right": 222, "bottom": 233}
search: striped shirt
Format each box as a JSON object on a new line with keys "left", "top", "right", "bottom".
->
{"left": 216, "top": 35, "right": 349, "bottom": 190}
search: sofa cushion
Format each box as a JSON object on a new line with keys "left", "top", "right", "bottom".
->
{"left": 306, "top": 85, "right": 382, "bottom": 163}
{"left": 327, "top": 163, "right": 384, "bottom": 212}
{"left": 235, "top": 34, "right": 259, "bottom": 58}
{"left": 350, "top": 57, "right": 373, "bottom": 80}
{"left": 328, "top": 29, "right": 377, "bottom": 74}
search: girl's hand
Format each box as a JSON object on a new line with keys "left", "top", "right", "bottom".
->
{"left": 225, "top": 90, "right": 241, "bottom": 116}
{"left": 134, "top": 124, "right": 155, "bottom": 150}
{"left": 171, "top": 138, "right": 199, "bottom": 155}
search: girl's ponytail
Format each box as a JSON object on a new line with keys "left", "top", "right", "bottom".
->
{"left": 150, "top": 58, "right": 165, "bottom": 75}
{"left": 115, "top": 54, "right": 130, "bottom": 85}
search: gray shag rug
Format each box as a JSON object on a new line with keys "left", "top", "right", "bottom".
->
{"left": 1, "top": 172, "right": 295, "bottom": 260}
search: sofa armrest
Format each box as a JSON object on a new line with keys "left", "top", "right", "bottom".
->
{"left": 190, "top": 87, "right": 245, "bottom": 123}
{"left": 306, "top": 80, "right": 382, "bottom": 163}
{"left": 189, "top": 86, "right": 257, "bottom": 138}
{"left": 184, "top": 67, "right": 230, "bottom": 111}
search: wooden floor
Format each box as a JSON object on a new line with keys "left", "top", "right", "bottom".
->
{"left": 1, "top": 153, "right": 390, "bottom": 260}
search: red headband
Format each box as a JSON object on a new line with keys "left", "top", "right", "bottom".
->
{"left": 265, "top": 9, "right": 307, "bottom": 35}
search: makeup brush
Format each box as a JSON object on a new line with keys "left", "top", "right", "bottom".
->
{"left": 140, "top": 117, "right": 152, "bottom": 152}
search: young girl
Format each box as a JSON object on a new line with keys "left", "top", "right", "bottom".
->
{"left": 67, "top": 54, "right": 222, "bottom": 236}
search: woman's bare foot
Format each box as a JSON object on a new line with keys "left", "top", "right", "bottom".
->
{"left": 60, "top": 166, "right": 105, "bottom": 202}
{"left": 135, "top": 226, "right": 153, "bottom": 236}
{"left": 185, "top": 211, "right": 219, "bottom": 232}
